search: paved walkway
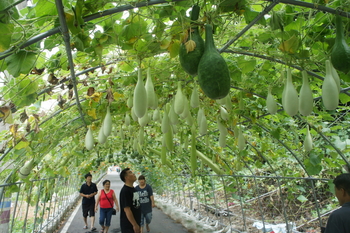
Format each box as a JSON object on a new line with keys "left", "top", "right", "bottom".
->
{"left": 59, "top": 173, "right": 189, "bottom": 233}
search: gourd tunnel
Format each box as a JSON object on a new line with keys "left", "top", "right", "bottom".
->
{"left": 0, "top": 0, "right": 350, "bottom": 232}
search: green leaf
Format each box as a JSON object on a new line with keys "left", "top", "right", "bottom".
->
{"left": 0, "top": 23, "right": 14, "bottom": 52}
{"left": 15, "top": 141, "right": 30, "bottom": 150}
{"left": 270, "top": 128, "right": 281, "bottom": 140}
{"left": 297, "top": 195, "right": 308, "bottom": 202}
{"left": 5, "top": 50, "right": 37, "bottom": 77}
{"left": 0, "top": 0, "right": 14, "bottom": 11}
{"left": 304, "top": 159, "right": 322, "bottom": 175}
{"left": 339, "top": 93, "right": 350, "bottom": 104}
{"left": 243, "top": 8, "right": 266, "bottom": 26}
{"left": 34, "top": 0, "right": 58, "bottom": 18}
{"left": 309, "top": 152, "right": 321, "bottom": 166}
{"left": 237, "top": 58, "right": 256, "bottom": 74}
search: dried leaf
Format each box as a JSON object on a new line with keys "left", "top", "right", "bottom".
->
{"left": 57, "top": 95, "right": 67, "bottom": 109}
{"left": 26, "top": 121, "right": 31, "bottom": 132}
{"left": 107, "top": 66, "right": 113, "bottom": 74}
{"left": 106, "top": 88, "right": 114, "bottom": 103}
{"left": 10, "top": 124, "right": 18, "bottom": 135}
{"left": 68, "top": 89, "right": 74, "bottom": 99}
{"left": 83, "top": 80, "right": 88, "bottom": 86}
{"left": 20, "top": 110, "right": 28, "bottom": 123}
{"left": 181, "top": 29, "right": 189, "bottom": 43}
{"left": 48, "top": 73, "right": 59, "bottom": 85}
{"left": 67, "top": 81, "right": 74, "bottom": 89}
{"left": 108, "top": 77, "right": 114, "bottom": 86}
{"left": 185, "top": 40, "right": 196, "bottom": 53}
{"left": 31, "top": 67, "right": 45, "bottom": 75}
{"left": 87, "top": 109, "right": 97, "bottom": 119}
{"left": 87, "top": 87, "right": 95, "bottom": 96}
{"left": 101, "top": 66, "right": 106, "bottom": 74}
{"left": 0, "top": 106, "right": 11, "bottom": 120}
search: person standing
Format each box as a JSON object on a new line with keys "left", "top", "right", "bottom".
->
{"left": 79, "top": 173, "right": 98, "bottom": 231}
{"left": 119, "top": 168, "right": 141, "bottom": 233}
{"left": 324, "top": 173, "right": 350, "bottom": 233}
{"left": 135, "top": 175, "right": 155, "bottom": 233}
{"left": 95, "top": 180, "right": 119, "bottom": 233}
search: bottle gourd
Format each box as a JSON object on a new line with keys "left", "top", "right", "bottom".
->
{"left": 322, "top": 60, "right": 339, "bottom": 110}
{"left": 282, "top": 69, "right": 299, "bottom": 116}
{"left": 179, "top": 5, "right": 204, "bottom": 76}
{"left": 299, "top": 71, "right": 313, "bottom": 116}
{"left": 331, "top": 15, "right": 350, "bottom": 74}
{"left": 198, "top": 24, "right": 230, "bottom": 100}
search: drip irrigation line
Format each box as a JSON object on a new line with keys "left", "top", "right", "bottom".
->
{"left": 55, "top": 0, "right": 86, "bottom": 127}
{"left": 219, "top": 1, "right": 279, "bottom": 53}
{"left": 0, "top": 0, "right": 187, "bottom": 61}
{"left": 263, "top": 0, "right": 350, "bottom": 19}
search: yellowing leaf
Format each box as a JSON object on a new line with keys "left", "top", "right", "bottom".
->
{"left": 15, "top": 141, "right": 30, "bottom": 150}
{"left": 85, "top": 92, "right": 102, "bottom": 102}
{"left": 87, "top": 109, "right": 97, "bottom": 119}
{"left": 278, "top": 34, "right": 300, "bottom": 54}
{"left": 113, "top": 92, "right": 123, "bottom": 100}
{"left": 168, "top": 40, "right": 180, "bottom": 58}
{"left": 185, "top": 40, "right": 196, "bottom": 53}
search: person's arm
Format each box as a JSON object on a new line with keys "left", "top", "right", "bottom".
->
{"left": 150, "top": 195, "right": 155, "bottom": 208}
{"left": 89, "top": 184, "right": 98, "bottom": 198}
{"left": 95, "top": 191, "right": 100, "bottom": 211}
{"left": 148, "top": 185, "right": 155, "bottom": 208}
{"left": 112, "top": 191, "right": 119, "bottom": 211}
{"left": 124, "top": 206, "right": 140, "bottom": 233}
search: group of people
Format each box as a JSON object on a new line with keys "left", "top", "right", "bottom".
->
{"left": 79, "top": 168, "right": 154, "bottom": 233}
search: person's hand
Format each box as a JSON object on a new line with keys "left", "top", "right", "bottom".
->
{"left": 95, "top": 207, "right": 98, "bottom": 212}
{"left": 116, "top": 207, "right": 120, "bottom": 212}
{"left": 133, "top": 224, "right": 140, "bottom": 233}
{"left": 152, "top": 203, "right": 155, "bottom": 208}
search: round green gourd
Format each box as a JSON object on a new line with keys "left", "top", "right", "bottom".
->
{"left": 331, "top": 15, "right": 350, "bottom": 74}
{"left": 179, "top": 5, "right": 204, "bottom": 76}
{"left": 198, "top": 24, "right": 230, "bottom": 100}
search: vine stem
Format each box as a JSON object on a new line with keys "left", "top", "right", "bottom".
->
{"left": 55, "top": 0, "right": 86, "bottom": 127}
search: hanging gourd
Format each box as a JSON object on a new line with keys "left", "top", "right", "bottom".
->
{"left": 266, "top": 89, "right": 278, "bottom": 115}
{"left": 165, "top": 126, "right": 174, "bottom": 151}
{"left": 198, "top": 24, "right": 230, "bottom": 100}
{"left": 199, "top": 114, "right": 207, "bottom": 136}
{"left": 299, "top": 71, "right": 313, "bottom": 116}
{"left": 180, "top": 97, "right": 190, "bottom": 119}
{"left": 103, "top": 106, "right": 112, "bottom": 136}
{"left": 190, "top": 125, "right": 197, "bottom": 176}
{"left": 131, "top": 107, "right": 138, "bottom": 121}
{"left": 138, "top": 127, "right": 144, "bottom": 145}
{"left": 145, "top": 68, "right": 157, "bottom": 109}
{"left": 304, "top": 125, "right": 313, "bottom": 152}
{"left": 185, "top": 114, "right": 194, "bottom": 126}
{"left": 133, "top": 68, "right": 148, "bottom": 118}
{"left": 179, "top": 5, "right": 204, "bottom": 76}
{"left": 238, "top": 126, "right": 246, "bottom": 151}
{"left": 85, "top": 126, "right": 94, "bottom": 150}
{"left": 120, "top": 127, "right": 125, "bottom": 140}
{"left": 197, "top": 108, "right": 204, "bottom": 126}
{"left": 174, "top": 82, "right": 185, "bottom": 115}
{"left": 161, "top": 137, "right": 167, "bottom": 165}
{"left": 331, "top": 15, "right": 350, "bottom": 74}
{"left": 190, "top": 85, "right": 200, "bottom": 108}
{"left": 225, "top": 94, "right": 232, "bottom": 111}
{"left": 217, "top": 116, "right": 227, "bottom": 135}
{"left": 330, "top": 62, "right": 341, "bottom": 92}
{"left": 125, "top": 113, "right": 130, "bottom": 126}
{"left": 169, "top": 103, "right": 179, "bottom": 125}
{"left": 98, "top": 124, "right": 107, "bottom": 144}
{"left": 153, "top": 109, "right": 161, "bottom": 122}
{"left": 322, "top": 60, "right": 339, "bottom": 110}
{"left": 282, "top": 69, "right": 299, "bottom": 116}
{"left": 220, "top": 106, "right": 229, "bottom": 121}
{"left": 138, "top": 110, "right": 150, "bottom": 127}
{"left": 18, "top": 159, "right": 35, "bottom": 179}
{"left": 127, "top": 96, "right": 133, "bottom": 108}
{"left": 161, "top": 107, "right": 170, "bottom": 134}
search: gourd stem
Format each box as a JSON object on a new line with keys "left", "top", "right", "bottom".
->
{"left": 204, "top": 24, "right": 216, "bottom": 51}
{"left": 335, "top": 15, "right": 344, "bottom": 42}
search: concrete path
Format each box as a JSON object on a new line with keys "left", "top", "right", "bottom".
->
{"left": 59, "top": 173, "right": 189, "bottom": 233}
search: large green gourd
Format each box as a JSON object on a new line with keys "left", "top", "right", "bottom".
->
{"left": 198, "top": 24, "right": 231, "bottom": 100}
{"left": 331, "top": 15, "right": 350, "bottom": 74}
{"left": 179, "top": 5, "right": 204, "bottom": 76}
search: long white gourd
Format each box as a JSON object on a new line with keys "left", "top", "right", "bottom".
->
{"left": 282, "top": 69, "right": 299, "bottom": 116}
{"left": 138, "top": 127, "right": 144, "bottom": 145}
{"left": 138, "top": 110, "right": 150, "bottom": 127}
{"left": 125, "top": 113, "right": 130, "bottom": 126}
{"left": 217, "top": 116, "right": 227, "bottom": 135}
{"left": 266, "top": 89, "right": 277, "bottom": 115}
{"left": 103, "top": 107, "right": 112, "bottom": 136}
{"left": 85, "top": 126, "right": 94, "bottom": 150}
{"left": 127, "top": 96, "right": 133, "bottom": 108}
{"left": 199, "top": 114, "right": 207, "bottom": 136}
{"left": 180, "top": 97, "right": 190, "bottom": 119}
{"left": 220, "top": 106, "right": 229, "bottom": 121}
{"left": 145, "top": 68, "right": 157, "bottom": 109}
{"left": 225, "top": 94, "right": 232, "bottom": 111}
{"left": 219, "top": 132, "right": 226, "bottom": 147}
{"left": 330, "top": 62, "right": 340, "bottom": 92}
{"left": 161, "top": 108, "right": 170, "bottom": 134}
{"left": 190, "top": 85, "right": 200, "bottom": 108}
{"left": 98, "top": 124, "right": 107, "bottom": 144}
{"left": 133, "top": 68, "right": 148, "bottom": 118}
{"left": 18, "top": 159, "right": 35, "bottom": 179}
{"left": 304, "top": 125, "right": 313, "bottom": 152}
{"left": 322, "top": 60, "right": 339, "bottom": 110}
{"left": 131, "top": 107, "right": 138, "bottom": 121}
{"left": 299, "top": 71, "right": 313, "bottom": 116}
{"left": 169, "top": 103, "right": 179, "bottom": 125}
{"left": 197, "top": 108, "right": 204, "bottom": 126}
{"left": 238, "top": 126, "right": 246, "bottom": 151}
{"left": 153, "top": 109, "right": 161, "bottom": 122}
{"left": 174, "top": 82, "right": 185, "bottom": 115}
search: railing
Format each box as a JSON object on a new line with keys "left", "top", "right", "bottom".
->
{"left": 0, "top": 172, "right": 105, "bottom": 233}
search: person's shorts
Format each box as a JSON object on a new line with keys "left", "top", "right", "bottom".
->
{"left": 82, "top": 203, "right": 95, "bottom": 217}
{"left": 141, "top": 212, "right": 152, "bottom": 226}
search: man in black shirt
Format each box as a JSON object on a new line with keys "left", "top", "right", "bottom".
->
{"left": 79, "top": 173, "right": 98, "bottom": 231}
{"left": 119, "top": 168, "right": 141, "bottom": 233}
{"left": 325, "top": 173, "right": 350, "bottom": 233}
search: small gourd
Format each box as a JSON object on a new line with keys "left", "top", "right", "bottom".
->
{"left": 127, "top": 96, "right": 133, "bottom": 108}
{"left": 220, "top": 106, "right": 229, "bottom": 121}
{"left": 138, "top": 110, "right": 149, "bottom": 127}
{"left": 103, "top": 107, "right": 112, "bottom": 136}
{"left": 190, "top": 85, "right": 200, "bottom": 108}
{"left": 322, "top": 60, "right": 339, "bottom": 110}
{"left": 225, "top": 94, "right": 232, "bottom": 111}
{"left": 217, "top": 116, "right": 227, "bottom": 135}
{"left": 238, "top": 126, "right": 246, "bottom": 151}
{"left": 304, "top": 125, "right": 313, "bottom": 152}
{"left": 282, "top": 69, "right": 299, "bottom": 116}
{"left": 197, "top": 108, "right": 204, "bottom": 126}
{"left": 85, "top": 126, "right": 94, "bottom": 150}
{"left": 161, "top": 108, "right": 170, "bottom": 134}
{"left": 133, "top": 68, "right": 148, "bottom": 118}
{"left": 299, "top": 71, "right": 313, "bottom": 116}
{"left": 199, "top": 114, "right": 207, "bottom": 136}
{"left": 169, "top": 103, "right": 179, "bottom": 125}
{"left": 190, "top": 125, "right": 197, "bottom": 176}
{"left": 330, "top": 62, "right": 341, "bottom": 92}
{"left": 174, "top": 82, "right": 185, "bottom": 115}
{"left": 180, "top": 97, "right": 190, "bottom": 119}
{"left": 266, "top": 89, "right": 277, "bottom": 115}
{"left": 219, "top": 132, "right": 226, "bottom": 148}
{"left": 125, "top": 113, "right": 130, "bottom": 126}
{"left": 331, "top": 15, "right": 350, "bottom": 74}
{"left": 18, "top": 159, "right": 35, "bottom": 179}
{"left": 198, "top": 24, "right": 230, "bottom": 100}
{"left": 153, "top": 109, "right": 160, "bottom": 122}
{"left": 138, "top": 127, "right": 144, "bottom": 145}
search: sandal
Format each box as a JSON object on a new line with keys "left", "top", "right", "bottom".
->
{"left": 83, "top": 225, "right": 88, "bottom": 229}
{"left": 91, "top": 227, "right": 96, "bottom": 231}
{"left": 100, "top": 230, "right": 104, "bottom": 233}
